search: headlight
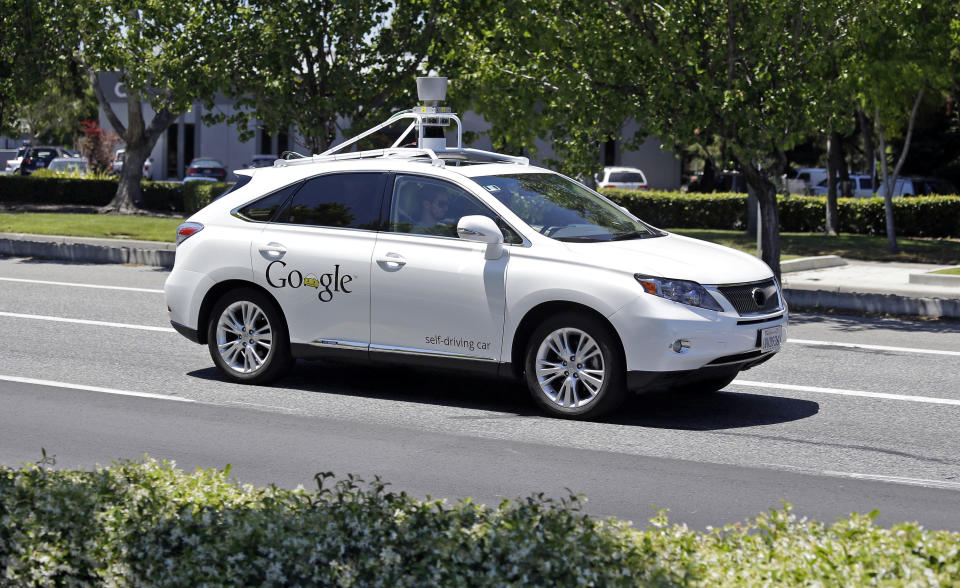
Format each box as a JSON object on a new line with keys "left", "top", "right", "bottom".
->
{"left": 634, "top": 274, "right": 723, "bottom": 311}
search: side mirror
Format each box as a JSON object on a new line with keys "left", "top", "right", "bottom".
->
{"left": 457, "top": 215, "right": 505, "bottom": 260}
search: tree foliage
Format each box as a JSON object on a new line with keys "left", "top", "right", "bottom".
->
{"left": 208, "top": 0, "right": 447, "bottom": 155}
{"left": 72, "top": 0, "right": 238, "bottom": 211}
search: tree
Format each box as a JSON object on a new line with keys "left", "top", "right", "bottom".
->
{"left": 208, "top": 0, "right": 447, "bottom": 156}
{"left": 461, "top": 0, "right": 851, "bottom": 280}
{"left": 850, "top": 0, "right": 960, "bottom": 252}
{"left": 71, "top": 0, "right": 237, "bottom": 212}
{"left": 17, "top": 72, "right": 97, "bottom": 147}
{"left": 0, "top": 2, "right": 65, "bottom": 137}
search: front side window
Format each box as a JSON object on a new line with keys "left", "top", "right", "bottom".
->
{"left": 473, "top": 173, "right": 662, "bottom": 242}
{"left": 388, "top": 175, "right": 521, "bottom": 243}
{"left": 278, "top": 173, "right": 386, "bottom": 230}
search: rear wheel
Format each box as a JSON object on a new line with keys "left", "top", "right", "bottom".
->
{"left": 207, "top": 288, "right": 292, "bottom": 384}
{"left": 524, "top": 312, "right": 626, "bottom": 419}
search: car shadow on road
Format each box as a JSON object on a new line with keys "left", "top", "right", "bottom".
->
{"left": 610, "top": 390, "right": 819, "bottom": 430}
{"left": 188, "top": 361, "right": 819, "bottom": 430}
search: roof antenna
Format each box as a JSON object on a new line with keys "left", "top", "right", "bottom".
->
{"left": 416, "top": 77, "right": 449, "bottom": 152}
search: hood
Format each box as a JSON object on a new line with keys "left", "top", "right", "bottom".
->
{"left": 561, "top": 233, "right": 773, "bottom": 285}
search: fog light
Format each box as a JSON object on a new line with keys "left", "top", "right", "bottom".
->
{"left": 670, "top": 339, "right": 691, "bottom": 353}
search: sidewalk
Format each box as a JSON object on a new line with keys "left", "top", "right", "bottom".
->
{"left": 1, "top": 232, "right": 959, "bottom": 319}
{"left": 781, "top": 256, "right": 960, "bottom": 319}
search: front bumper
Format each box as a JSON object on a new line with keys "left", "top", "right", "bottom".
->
{"left": 608, "top": 291, "right": 788, "bottom": 375}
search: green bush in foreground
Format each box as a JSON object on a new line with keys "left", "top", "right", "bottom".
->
{"left": 2, "top": 459, "right": 958, "bottom": 586}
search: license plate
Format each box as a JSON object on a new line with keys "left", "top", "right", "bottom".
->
{"left": 760, "top": 326, "right": 784, "bottom": 353}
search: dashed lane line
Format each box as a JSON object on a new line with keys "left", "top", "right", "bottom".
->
{"left": 0, "top": 311, "right": 174, "bottom": 333}
{"left": 734, "top": 380, "right": 960, "bottom": 407}
{"left": 0, "top": 276, "right": 163, "bottom": 293}
{"left": 789, "top": 338, "right": 960, "bottom": 357}
{"left": 0, "top": 375, "right": 194, "bottom": 402}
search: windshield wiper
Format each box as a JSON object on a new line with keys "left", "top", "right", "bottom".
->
{"left": 611, "top": 230, "right": 653, "bottom": 241}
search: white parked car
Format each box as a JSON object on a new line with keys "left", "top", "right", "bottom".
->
{"left": 164, "top": 79, "right": 786, "bottom": 419}
{"left": 596, "top": 166, "right": 648, "bottom": 190}
{"left": 810, "top": 174, "right": 876, "bottom": 198}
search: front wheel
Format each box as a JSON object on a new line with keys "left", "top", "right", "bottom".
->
{"left": 207, "top": 288, "right": 292, "bottom": 384}
{"left": 524, "top": 312, "right": 626, "bottom": 419}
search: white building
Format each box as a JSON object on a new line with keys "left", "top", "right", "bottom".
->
{"left": 96, "top": 73, "right": 681, "bottom": 188}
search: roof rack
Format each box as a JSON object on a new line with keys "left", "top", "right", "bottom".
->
{"left": 274, "top": 77, "right": 529, "bottom": 169}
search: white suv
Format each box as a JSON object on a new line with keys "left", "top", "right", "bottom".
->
{"left": 164, "top": 80, "right": 786, "bottom": 419}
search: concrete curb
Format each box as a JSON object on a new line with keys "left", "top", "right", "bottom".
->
{"left": 909, "top": 271, "right": 960, "bottom": 287}
{"left": 781, "top": 255, "right": 847, "bottom": 273}
{"left": 0, "top": 233, "right": 174, "bottom": 268}
{"left": 784, "top": 288, "right": 960, "bottom": 319}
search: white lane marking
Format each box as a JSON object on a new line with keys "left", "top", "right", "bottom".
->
{"left": 0, "top": 276, "right": 163, "bottom": 294}
{"left": 789, "top": 338, "right": 960, "bottom": 357}
{"left": 734, "top": 379, "right": 960, "bottom": 407}
{"left": 0, "top": 375, "right": 194, "bottom": 403}
{"left": 822, "top": 471, "right": 960, "bottom": 491}
{"left": 0, "top": 311, "right": 174, "bottom": 333}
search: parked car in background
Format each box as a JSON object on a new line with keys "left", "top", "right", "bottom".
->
{"left": 4, "top": 146, "right": 29, "bottom": 174}
{"left": 184, "top": 157, "right": 228, "bottom": 182}
{"left": 17, "top": 146, "right": 72, "bottom": 175}
{"left": 246, "top": 155, "right": 278, "bottom": 169}
{"left": 111, "top": 149, "right": 155, "bottom": 180}
{"left": 810, "top": 174, "right": 875, "bottom": 198}
{"left": 878, "top": 176, "right": 957, "bottom": 197}
{"left": 46, "top": 157, "right": 89, "bottom": 175}
{"left": 596, "top": 166, "right": 648, "bottom": 190}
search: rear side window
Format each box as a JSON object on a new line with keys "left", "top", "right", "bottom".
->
{"left": 237, "top": 182, "right": 301, "bottom": 222}
{"left": 279, "top": 173, "right": 386, "bottom": 230}
{"left": 609, "top": 172, "right": 645, "bottom": 183}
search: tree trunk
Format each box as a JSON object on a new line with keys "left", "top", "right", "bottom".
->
{"left": 740, "top": 163, "right": 782, "bottom": 282}
{"left": 875, "top": 111, "right": 897, "bottom": 254}
{"left": 825, "top": 131, "right": 841, "bottom": 236}
{"left": 857, "top": 110, "right": 876, "bottom": 190}
{"left": 875, "top": 92, "right": 922, "bottom": 254}
{"left": 87, "top": 70, "right": 177, "bottom": 213}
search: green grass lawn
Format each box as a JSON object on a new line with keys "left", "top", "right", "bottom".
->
{"left": 0, "top": 212, "right": 184, "bottom": 242}
{"left": 670, "top": 228, "right": 960, "bottom": 265}
{"left": 1, "top": 212, "right": 958, "bottom": 264}
{"left": 931, "top": 267, "right": 960, "bottom": 275}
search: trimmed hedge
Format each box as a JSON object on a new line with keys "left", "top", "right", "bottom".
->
{"left": 2, "top": 459, "right": 959, "bottom": 585}
{"left": 605, "top": 189, "right": 960, "bottom": 238}
{"left": 0, "top": 175, "right": 231, "bottom": 214}
{"left": 183, "top": 181, "right": 232, "bottom": 214}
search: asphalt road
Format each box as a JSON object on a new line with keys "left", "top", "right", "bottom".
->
{"left": 1, "top": 256, "right": 959, "bottom": 531}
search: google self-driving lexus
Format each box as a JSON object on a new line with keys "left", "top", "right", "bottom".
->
{"left": 164, "top": 77, "right": 786, "bottom": 419}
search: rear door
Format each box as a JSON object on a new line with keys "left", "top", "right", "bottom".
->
{"left": 251, "top": 172, "right": 388, "bottom": 353}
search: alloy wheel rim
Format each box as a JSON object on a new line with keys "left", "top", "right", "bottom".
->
{"left": 216, "top": 301, "right": 273, "bottom": 374}
{"left": 535, "top": 327, "right": 605, "bottom": 408}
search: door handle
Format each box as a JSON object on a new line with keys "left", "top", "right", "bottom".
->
{"left": 258, "top": 242, "right": 287, "bottom": 260}
{"left": 376, "top": 252, "right": 406, "bottom": 271}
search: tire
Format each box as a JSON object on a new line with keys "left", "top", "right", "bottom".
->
{"left": 207, "top": 287, "right": 292, "bottom": 384}
{"left": 524, "top": 312, "right": 626, "bottom": 419}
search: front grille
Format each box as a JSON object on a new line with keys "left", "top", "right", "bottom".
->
{"left": 717, "top": 279, "right": 780, "bottom": 316}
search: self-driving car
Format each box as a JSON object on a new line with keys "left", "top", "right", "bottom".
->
{"left": 164, "top": 78, "right": 786, "bottom": 419}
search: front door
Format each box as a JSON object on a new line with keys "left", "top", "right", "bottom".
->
{"left": 370, "top": 174, "right": 509, "bottom": 369}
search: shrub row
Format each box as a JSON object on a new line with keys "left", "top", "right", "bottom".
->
{"left": 0, "top": 176, "right": 232, "bottom": 215}
{"left": 1, "top": 459, "right": 959, "bottom": 586}
{"left": 605, "top": 189, "right": 960, "bottom": 238}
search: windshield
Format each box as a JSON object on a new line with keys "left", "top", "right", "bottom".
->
{"left": 472, "top": 173, "right": 663, "bottom": 242}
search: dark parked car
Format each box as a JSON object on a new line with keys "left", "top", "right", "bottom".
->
{"left": 184, "top": 158, "right": 228, "bottom": 182}
{"left": 18, "top": 146, "right": 72, "bottom": 175}
{"left": 245, "top": 154, "right": 278, "bottom": 169}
